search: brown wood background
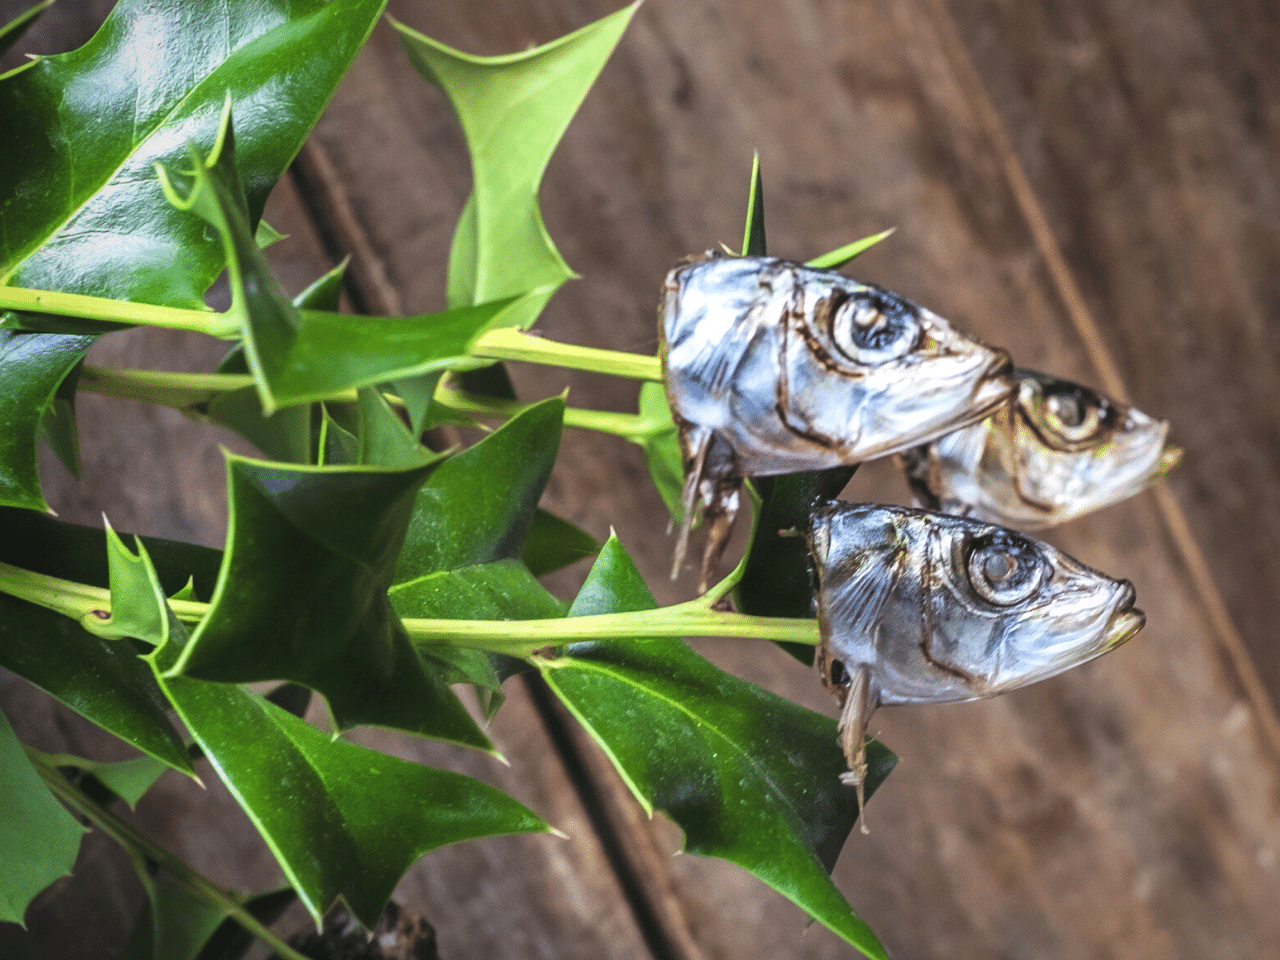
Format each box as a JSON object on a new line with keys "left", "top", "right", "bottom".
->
{"left": 3, "top": 1, "right": 1279, "bottom": 958}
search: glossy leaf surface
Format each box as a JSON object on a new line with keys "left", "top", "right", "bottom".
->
{"left": 395, "top": 397, "right": 565, "bottom": 579}
{"left": 0, "top": 0, "right": 386, "bottom": 307}
{"left": 0, "top": 512, "right": 208, "bottom": 773}
{"left": 0, "top": 330, "right": 93, "bottom": 510}
{"left": 522, "top": 508, "right": 601, "bottom": 577}
{"left": 0, "top": 708, "right": 86, "bottom": 925}
{"left": 395, "top": 3, "right": 638, "bottom": 324}
{"left": 542, "top": 537, "right": 894, "bottom": 959}
{"left": 169, "top": 455, "right": 489, "bottom": 750}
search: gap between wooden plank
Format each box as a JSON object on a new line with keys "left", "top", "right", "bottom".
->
{"left": 924, "top": 0, "right": 1280, "bottom": 765}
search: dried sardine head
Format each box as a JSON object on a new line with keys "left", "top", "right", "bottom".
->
{"left": 660, "top": 253, "right": 1017, "bottom": 587}
{"left": 809, "top": 501, "right": 1142, "bottom": 787}
{"left": 902, "top": 369, "right": 1181, "bottom": 529}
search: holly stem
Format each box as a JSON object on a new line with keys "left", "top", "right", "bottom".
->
{"left": 28, "top": 751, "right": 310, "bottom": 960}
{"left": 0, "top": 561, "right": 817, "bottom": 654}
{"left": 78, "top": 366, "right": 666, "bottom": 442}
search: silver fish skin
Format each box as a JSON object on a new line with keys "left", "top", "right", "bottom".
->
{"left": 808, "top": 501, "right": 1143, "bottom": 798}
{"left": 902, "top": 369, "right": 1181, "bottom": 529}
{"left": 660, "top": 253, "right": 1016, "bottom": 479}
{"left": 659, "top": 252, "right": 1016, "bottom": 587}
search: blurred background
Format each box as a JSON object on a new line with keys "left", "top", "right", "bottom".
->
{"left": 3, "top": 1, "right": 1279, "bottom": 958}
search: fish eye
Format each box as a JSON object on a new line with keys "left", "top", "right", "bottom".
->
{"left": 827, "top": 287, "right": 920, "bottom": 367}
{"left": 966, "top": 532, "right": 1045, "bottom": 606}
{"left": 1042, "top": 384, "right": 1113, "bottom": 443}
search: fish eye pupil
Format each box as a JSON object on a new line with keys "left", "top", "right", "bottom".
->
{"left": 983, "top": 550, "right": 1015, "bottom": 583}
{"left": 1048, "top": 392, "right": 1083, "bottom": 427}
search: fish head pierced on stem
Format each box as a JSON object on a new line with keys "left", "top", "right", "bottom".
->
{"left": 659, "top": 252, "right": 1018, "bottom": 588}
{"left": 902, "top": 369, "right": 1181, "bottom": 528}
{"left": 808, "top": 501, "right": 1143, "bottom": 811}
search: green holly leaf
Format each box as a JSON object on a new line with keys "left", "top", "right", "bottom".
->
{"left": 0, "top": 330, "right": 94, "bottom": 510}
{"left": 0, "top": 0, "right": 388, "bottom": 508}
{"left": 29, "top": 751, "right": 168, "bottom": 811}
{"left": 735, "top": 467, "right": 858, "bottom": 664}
{"left": 541, "top": 536, "right": 894, "bottom": 960}
{"left": 635, "top": 382, "right": 685, "bottom": 523}
{"left": 805, "top": 228, "right": 896, "bottom": 271}
{"left": 118, "top": 882, "right": 296, "bottom": 960}
{"left": 395, "top": 2, "right": 639, "bottom": 327}
{"left": 741, "top": 152, "right": 767, "bottom": 257}
{"left": 351, "top": 387, "right": 435, "bottom": 469}
{"left": 395, "top": 397, "right": 565, "bottom": 579}
{"left": 522, "top": 509, "right": 600, "bottom": 577}
{"left": 167, "top": 454, "right": 489, "bottom": 751}
{"left": 0, "top": 511, "right": 207, "bottom": 774}
{"left": 0, "top": 1, "right": 52, "bottom": 58}
{"left": 85, "top": 523, "right": 169, "bottom": 644}
{"left": 0, "top": 707, "right": 86, "bottom": 926}
{"left": 0, "top": 0, "right": 387, "bottom": 308}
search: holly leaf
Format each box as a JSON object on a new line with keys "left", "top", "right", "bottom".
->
{"left": 395, "top": 397, "right": 565, "bottom": 579}
{"left": 522, "top": 508, "right": 600, "bottom": 577}
{"left": 805, "top": 228, "right": 896, "bottom": 271}
{"left": 735, "top": 467, "right": 857, "bottom": 664}
{"left": 395, "top": 2, "right": 639, "bottom": 327}
{"left": 0, "top": 707, "right": 87, "bottom": 926}
{"left": 635, "top": 382, "right": 685, "bottom": 523}
{"left": 0, "top": 0, "right": 388, "bottom": 508}
{"left": 0, "top": 330, "right": 94, "bottom": 510}
{"left": 0, "top": 511, "right": 208, "bottom": 774}
{"left": 165, "top": 454, "right": 490, "bottom": 751}
{"left": 118, "top": 882, "right": 296, "bottom": 960}
{"left": 741, "top": 152, "right": 767, "bottom": 257}
{"left": 541, "top": 536, "right": 894, "bottom": 960}
{"left": 0, "top": 0, "right": 387, "bottom": 307}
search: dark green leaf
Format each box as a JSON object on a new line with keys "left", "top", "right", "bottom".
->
{"left": 395, "top": 397, "right": 565, "bottom": 580}
{"left": 31, "top": 750, "right": 169, "bottom": 811}
{"left": 522, "top": 508, "right": 600, "bottom": 577}
{"left": 395, "top": 3, "right": 639, "bottom": 325}
{"left": 805, "top": 228, "right": 896, "bottom": 271}
{"left": 317, "top": 403, "right": 360, "bottom": 466}
{"left": 393, "top": 559, "right": 568, "bottom": 718}
{"left": 542, "top": 536, "right": 893, "bottom": 959}
{"left": 0, "top": 708, "right": 86, "bottom": 925}
{"left": 735, "top": 467, "right": 857, "bottom": 664}
{"left": 88, "top": 524, "right": 169, "bottom": 644}
{"left": 194, "top": 887, "right": 297, "bottom": 960}
{"left": 119, "top": 879, "right": 241, "bottom": 960}
{"left": 0, "top": 0, "right": 387, "bottom": 308}
{"left": 741, "top": 152, "right": 767, "bottom": 257}
{"left": 354, "top": 387, "right": 435, "bottom": 468}
{"left": 38, "top": 355, "right": 82, "bottom": 479}
{"left": 294, "top": 261, "right": 349, "bottom": 312}
{"left": 168, "top": 455, "right": 488, "bottom": 750}
{"left": 0, "top": 330, "right": 93, "bottom": 510}
{"left": 0, "top": 0, "right": 388, "bottom": 506}
{"left": 636, "top": 382, "right": 686, "bottom": 523}
{"left": 0, "top": 1, "right": 52, "bottom": 58}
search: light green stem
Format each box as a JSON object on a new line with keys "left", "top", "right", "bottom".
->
{"left": 0, "top": 561, "right": 818, "bottom": 656}
{"left": 79, "top": 366, "right": 665, "bottom": 442}
{"left": 0, "top": 286, "right": 235, "bottom": 336}
{"left": 1, "top": 285, "right": 662, "bottom": 378}
{"left": 28, "top": 752, "right": 310, "bottom": 960}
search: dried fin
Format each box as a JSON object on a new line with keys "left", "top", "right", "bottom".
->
{"left": 836, "top": 663, "right": 875, "bottom": 834}
{"left": 671, "top": 427, "right": 712, "bottom": 580}
{"left": 697, "top": 477, "right": 741, "bottom": 593}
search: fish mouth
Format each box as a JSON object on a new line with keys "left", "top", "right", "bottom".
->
{"left": 1104, "top": 581, "right": 1145, "bottom": 649}
{"left": 969, "top": 347, "right": 1018, "bottom": 419}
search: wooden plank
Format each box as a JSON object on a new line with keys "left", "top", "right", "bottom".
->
{"left": 306, "top": 1, "right": 1280, "bottom": 957}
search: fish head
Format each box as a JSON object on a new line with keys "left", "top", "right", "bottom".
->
{"left": 785, "top": 272, "right": 1016, "bottom": 461}
{"left": 811, "top": 502, "right": 1143, "bottom": 706}
{"left": 1008, "top": 370, "right": 1181, "bottom": 521}
{"left": 659, "top": 255, "right": 1017, "bottom": 480}
{"left": 902, "top": 370, "right": 1181, "bottom": 528}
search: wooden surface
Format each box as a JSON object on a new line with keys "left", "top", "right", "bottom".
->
{"left": 3, "top": 1, "right": 1280, "bottom": 958}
